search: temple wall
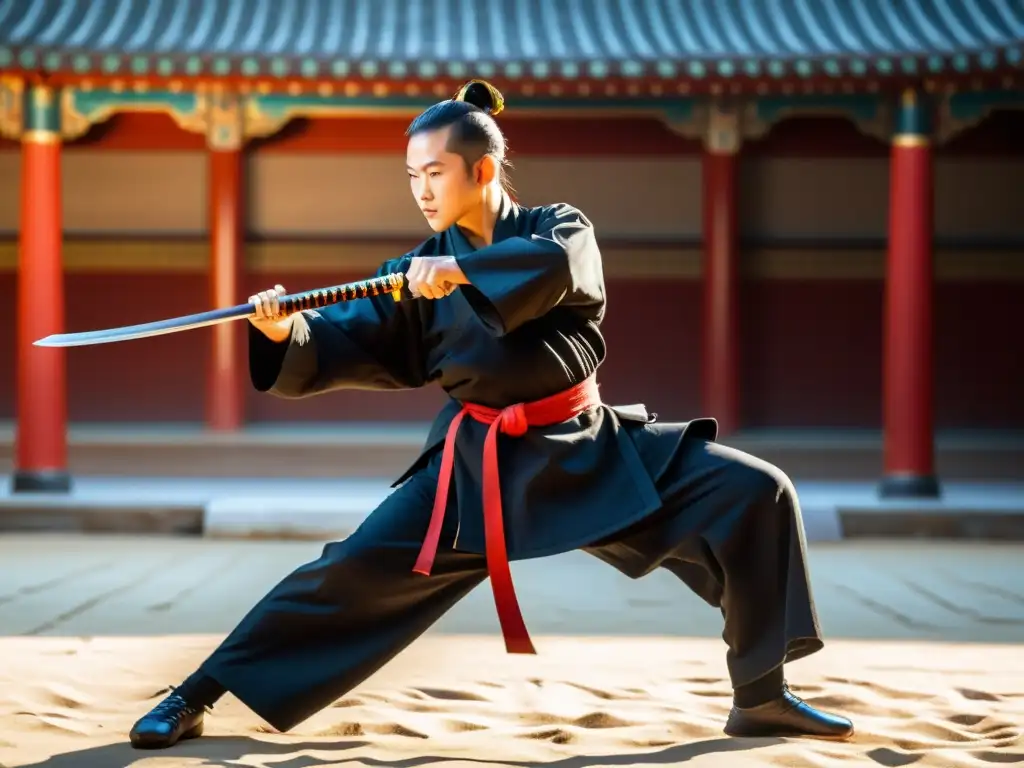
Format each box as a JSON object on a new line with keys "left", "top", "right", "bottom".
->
{"left": 1, "top": 151, "right": 1022, "bottom": 241}
{"left": 0, "top": 112, "right": 1021, "bottom": 429}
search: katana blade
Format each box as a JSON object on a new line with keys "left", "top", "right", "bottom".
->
{"left": 34, "top": 272, "right": 406, "bottom": 348}
{"left": 34, "top": 303, "right": 256, "bottom": 347}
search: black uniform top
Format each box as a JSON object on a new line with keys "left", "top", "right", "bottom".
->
{"left": 249, "top": 195, "right": 717, "bottom": 560}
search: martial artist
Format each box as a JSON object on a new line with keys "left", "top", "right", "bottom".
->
{"left": 129, "top": 80, "right": 853, "bottom": 749}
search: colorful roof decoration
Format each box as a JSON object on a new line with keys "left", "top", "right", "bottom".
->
{"left": 0, "top": 0, "right": 1021, "bottom": 83}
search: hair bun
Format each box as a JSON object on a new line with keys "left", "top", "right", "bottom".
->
{"left": 454, "top": 79, "right": 505, "bottom": 116}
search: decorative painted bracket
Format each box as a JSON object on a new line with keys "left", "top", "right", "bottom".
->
{"left": 245, "top": 92, "right": 701, "bottom": 140}
{"left": 60, "top": 85, "right": 254, "bottom": 149}
{"left": 705, "top": 99, "right": 742, "bottom": 154}
{"left": 44, "top": 83, "right": 711, "bottom": 150}
{"left": 744, "top": 94, "right": 894, "bottom": 144}
{"left": 5, "top": 77, "right": 1018, "bottom": 152}
{"left": 659, "top": 94, "right": 890, "bottom": 153}
{"left": 0, "top": 76, "right": 24, "bottom": 139}
{"left": 661, "top": 97, "right": 744, "bottom": 153}
{"left": 61, "top": 86, "right": 207, "bottom": 141}
{"left": 935, "top": 90, "right": 1024, "bottom": 143}
{"left": 0, "top": 80, "right": 235, "bottom": 148}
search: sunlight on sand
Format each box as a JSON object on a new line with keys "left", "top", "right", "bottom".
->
{"left": 0, "top": 635, "right": 1021, "bottom": 767}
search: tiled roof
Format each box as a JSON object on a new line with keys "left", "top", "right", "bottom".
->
{"left": 1, "top": 0, "right": 1021, "bottom": 81}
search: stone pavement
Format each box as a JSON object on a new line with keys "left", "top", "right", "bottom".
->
{"left": 1, "top": 535, "right": 1022, "bottom": 644}
{"left": 2, "top": 476, "right": 1024, "bottom": 541}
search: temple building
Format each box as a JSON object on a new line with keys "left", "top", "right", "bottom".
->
{"left": 0, "top": 0, "right": 1022, "bottom": 497}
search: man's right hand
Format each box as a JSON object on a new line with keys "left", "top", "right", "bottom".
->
{"left": 248, "top": 284, "right": 294, "bottom": 343}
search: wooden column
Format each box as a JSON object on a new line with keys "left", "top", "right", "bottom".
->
{"left": 205, "top": 94, "right": 246, "bottom": 431}
{"left": 880, "top": 89, "right": 940, "bottom": 498}
{"left": 701, "top": 101, "right": 741, "bottom": 437}
{"left": 13, "top": 84, "right": 70, "bottom": 492}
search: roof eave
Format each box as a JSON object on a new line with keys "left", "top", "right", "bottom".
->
{"left": 2, "top": 44, "right": 1021, "bottom": 85}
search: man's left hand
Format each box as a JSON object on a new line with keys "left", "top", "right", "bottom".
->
{"left": 406, "top": 256, "right": 470, "bottom": 300}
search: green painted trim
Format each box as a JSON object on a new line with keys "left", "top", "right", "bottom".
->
{"left": 62, "top": 88, "right": 206, "bottom": 140}
{"left": 251, "top": 93, "right": 696, "bottom": 123}
{"left": 71, "top": 89, "right": 201, "bottom": 122}
{"left": 22, "top": 85, "right": 60, "bottom": 132}
{"left": 894, "top": 89, "right": 931, "bottom": 136}
{"left": 947, "top": 90, "right": 1024, "bottom": 122}
{"left": 754, "top": 94, "right": 882, "bottom": 125}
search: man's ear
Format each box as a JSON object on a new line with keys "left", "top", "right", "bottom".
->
{"left": 475, "top": 154, "right": 498, "bottom": 186}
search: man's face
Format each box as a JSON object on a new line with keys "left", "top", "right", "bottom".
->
{"left": 406, "top": 126, "right": 481, "bottom": 233}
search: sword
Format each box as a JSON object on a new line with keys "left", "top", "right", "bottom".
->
{"left": 33, "top": 273, "right": 407, "bottom": 348}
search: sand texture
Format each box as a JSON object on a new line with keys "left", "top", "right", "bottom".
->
{"left": 0, "top": 635, "right": 1021, "bottom": 767}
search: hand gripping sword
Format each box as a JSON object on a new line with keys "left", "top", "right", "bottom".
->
{"left": 33, "top": 273, "right": 406, "bottom": 348}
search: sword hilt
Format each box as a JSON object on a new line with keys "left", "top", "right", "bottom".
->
{"left": 277, "top": 272, "right": 406, "bottom": 317}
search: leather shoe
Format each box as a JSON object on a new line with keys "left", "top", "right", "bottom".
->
{"left": 129, "top": 692, "right": 205, "bottom": 749}
{"left": 724, "top": 683, "right": 854, "bottom": 741}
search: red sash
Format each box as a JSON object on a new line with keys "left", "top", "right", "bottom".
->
{"left": 412, "top": 374, "right": 602, "bottom": 654}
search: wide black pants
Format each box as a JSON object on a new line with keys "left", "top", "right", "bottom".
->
{"left": 200, "top": 436, "right": 823, "bottom": 732}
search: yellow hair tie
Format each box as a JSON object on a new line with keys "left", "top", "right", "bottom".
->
{"left": 454, "top": 79, "right": 505, "bottom": 116}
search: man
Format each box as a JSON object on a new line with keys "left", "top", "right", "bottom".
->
{"left": 129, "top": 80, "right": 853, "bottom": 750}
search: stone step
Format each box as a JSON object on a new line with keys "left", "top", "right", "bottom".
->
{"left": 2, "top": 476, "right": 1023, "bottom": 543}
{"left": 1, "top": 424, "right": 1022, "bottom": 481}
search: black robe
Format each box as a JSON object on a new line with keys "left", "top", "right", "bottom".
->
{"left": 202, "top": 196, "right": 822, "bottom": 732}
{"left": 250, "top": 196, "right": 719, "bottom": 560}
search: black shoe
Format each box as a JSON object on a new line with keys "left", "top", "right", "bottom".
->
{"left": 129, "top": 692, "right": 205, "bottom": 749}
{"left": 724, "top": 683, "right": 854, "bottom": 741}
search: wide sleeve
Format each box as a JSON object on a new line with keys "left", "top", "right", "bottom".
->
{"left": 454, "top": 203, "right": 605, "bottom": 335}
{"left": 248, "top": 255, "right": 429, "bottom": 399}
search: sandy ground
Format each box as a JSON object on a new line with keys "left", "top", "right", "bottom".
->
{"left": 0, "top": 536, "right": 1022, "bottom": 767}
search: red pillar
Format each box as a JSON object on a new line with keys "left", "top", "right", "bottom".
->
{"left": 701, "top": 109, "right": 741, "bottom": 436}
{"left": 880, "top": 89, "right": 940, "bottom": 498}
{"left": 205, "top": 148, "right": 246, "bottom": 430}
{"left": 13, "top": 84, "right": 71, "bottom": 492}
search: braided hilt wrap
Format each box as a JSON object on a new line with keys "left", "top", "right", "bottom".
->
{"left": 277, "top": 273, "right": 405, "bottom": 317}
